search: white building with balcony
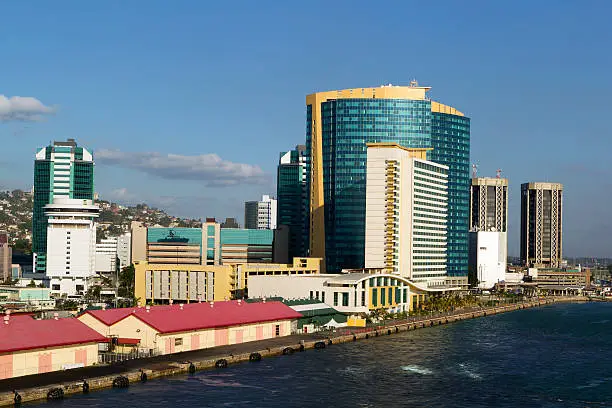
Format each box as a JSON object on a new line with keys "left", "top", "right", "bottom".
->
{"left": 365, "top": 143, "right": 449, "bottom": 288}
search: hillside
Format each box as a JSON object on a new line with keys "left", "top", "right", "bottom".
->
{"left": 0, "top": 189, "right": 202, "bottom": 253}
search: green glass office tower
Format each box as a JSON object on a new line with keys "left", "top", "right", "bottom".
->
{"left": 32, "top": 139, "right": 95, "bottom": 274}
{"left": 277, "top": 145, "right": 307, "bottom": 259}
{"left": 306, "top": 85, "right": 470, "bottom": 278}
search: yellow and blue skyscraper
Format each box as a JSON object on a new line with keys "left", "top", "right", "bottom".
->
{"left": 305, "top": 83, "right": 470, "bottom": 279}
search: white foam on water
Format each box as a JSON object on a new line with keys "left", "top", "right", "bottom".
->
{"left": 338, "top": 366, "right": 366, "bottom": 376}
{"left": 401, "top": 365, "right": 433, "bottom": 375}
{"left": 458, "top": 363, "right": 482, "bottom": 380}
{"left": 591, "top": 320, "right": 610, "bottom": 324}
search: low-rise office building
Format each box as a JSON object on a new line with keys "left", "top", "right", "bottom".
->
{"left": 131, "top": 222, "right": 280, "bottom": 266}
{"left": 78, "top": 301, "right": 301, "bottom": 355}
{"left": 529, "top": 268, "right": 590, "bottom": 295}
{"left": 248, "top": 273, "right": 445, "bottom": 314}
{"left": 0, "top": 286, "right": 55, "bottom": 310}
{"left": 0, "top": 315, "right": 106, "bottom": 379}
{"left": 133, "top": 257, "right": 322, "bottom": 304}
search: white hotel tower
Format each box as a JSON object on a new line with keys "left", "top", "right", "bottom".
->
{"left": 365, "top": 143, "right": 449, "bottom": 288}
{"left": 45, "top": 198, "right": 99, "bottom": 296}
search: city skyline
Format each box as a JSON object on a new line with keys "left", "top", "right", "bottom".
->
{"left": 1, "top": 1, "right": 611, "bottom": 257}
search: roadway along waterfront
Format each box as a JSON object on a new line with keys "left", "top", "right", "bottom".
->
{"left": 0, "top": 298, "right": 585, "bottom": 406}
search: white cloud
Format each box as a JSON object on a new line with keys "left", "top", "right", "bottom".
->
{"left": 0, "top": 95, "right": 56, "bottom": 122}
{"left": 96, "top": 149, "right": 270, "bottom": 187}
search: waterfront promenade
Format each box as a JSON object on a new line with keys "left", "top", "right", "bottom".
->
{"left": 0, "top": 297, "right": 579, "bottom": 406}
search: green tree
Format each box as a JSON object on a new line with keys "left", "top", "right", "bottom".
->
{"left": 118, "top": 264, "right": 135, "bottom": 298}
{"left": 26, "top": 280, "right": 36, "bottom": 287}
{"left": 85, "top": 285, "right": 102, "bottom": 301}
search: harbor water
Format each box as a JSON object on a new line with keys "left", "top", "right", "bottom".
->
{"left": 31, "top": 302, "right": 612, "bottom": 407}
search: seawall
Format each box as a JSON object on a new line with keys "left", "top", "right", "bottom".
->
{"left": 0, "top": 298, "right": 567, "bottom": 406}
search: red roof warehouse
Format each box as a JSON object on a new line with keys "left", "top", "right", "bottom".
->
{"left": 0, "top": 315, "right": 107, "bottom": 380}
{"left": 78, "top": 301, "right": 302, "bottom": 355}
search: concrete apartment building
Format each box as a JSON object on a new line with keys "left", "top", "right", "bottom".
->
{"left": 95, "top": 238, "right": 118, "bottom": 274}
{"left": 244, "top": 195, "right": 277, "bottom": 230}
{"left": 469, "top": 177, "right": 509, "bottom": 289}
{"left": 364, "top": 143, "right": 449, "bottom": 288}
{"left": 520, "top": 182, "right": 563, "bottom": 268}
{"left": 45, "top": 198, "right": 99, "bottom": 296}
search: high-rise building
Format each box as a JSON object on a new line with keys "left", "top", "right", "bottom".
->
{"left": 277, "top": 145, "right": 307, "bottom": 259}
{"left": 469, "top": 177, "right": 508, "bottom": 289}
{"left": 220, "top": 218, "right": 240, "bottom": 229}
{"left": 45, "top": 198, "right": 99, "bottom": 295}
{"left": 116, "top": 233, "right": 132, "bottom": 270}
{"left": 306, "top": 84, "right": 470, "bottom": 275}
{"left": 0, "top": 231, "right": 12, "bottom": 282}
{"left": 244, "top": 195, "right": 277, "bottom": 230}
{"left": 33, "top": 139, "right": 94, "bottom": 275}
{"left": 521, "top": 182, "right": 563, "bottom": 268}
{"left": 95, "top": 237, "right": 118, "bottom": 274}
{"left": 364, "top": 144, "right": 448, "bottom": 288}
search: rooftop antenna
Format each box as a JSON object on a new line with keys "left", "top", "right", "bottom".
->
{"left": 472, "top": 164, "right": 478, "bottom": 179}
{"left": 409, "top": 79, "right": 419, "bottom": 87}
{"left": 496, "top": 169, "right": 502, "bottom": 179}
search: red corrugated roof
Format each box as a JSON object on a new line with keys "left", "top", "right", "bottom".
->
{"left": 114, "top": 338, "right": 140, "bottom": 345}
{"left": 0, "top": 315, "right": 108, "bottom": 353}
{"left": 84, "top": 301, "right": 302, "bottom": 334}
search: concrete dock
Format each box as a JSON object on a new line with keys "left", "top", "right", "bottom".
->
{"left": 0, "top": 298, "right": 562, "bottom": 406}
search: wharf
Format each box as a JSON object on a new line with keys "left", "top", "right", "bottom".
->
{"left": 0, "top": 298, "right": 561, "bottom": 406}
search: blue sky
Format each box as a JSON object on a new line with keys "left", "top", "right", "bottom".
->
{"left": 0, "top": 1, "right": 610, "bottom": 257}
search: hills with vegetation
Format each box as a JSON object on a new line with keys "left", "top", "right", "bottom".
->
{"left": 0, "top": 189, "right": 202, "bottom": 253}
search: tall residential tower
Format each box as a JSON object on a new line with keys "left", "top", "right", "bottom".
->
{"left": 520, "top": 182, "right": 563, "bottom": 268}
{"left": 33, "top": 139, "right": 94, "bottom": 275}
{"left": 306, "top": 84, "right": 470, "bottom": 279}
{"left": 469, "top": 177, "right": 508, "bottom": 289}
{"left": 364, "top": 144, "right": 449, "bottom": 288}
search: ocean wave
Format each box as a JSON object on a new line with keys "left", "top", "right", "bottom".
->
{"left": 196, "top": 376, "right": 264, "bottom": 389}
{"left": 401, "top": 365, "right": 433, "bottom": 375}
{"left": 458, "top": 363, "right": 482, "bottom": 380}
{"left": 338, "top": 366, "right": 366, "bottom": 376}
{"left": 575, "top": 377, "right": 612, "bottom": 389}
{"left": 591, "top": 320, "right": 609, "bottom": 324}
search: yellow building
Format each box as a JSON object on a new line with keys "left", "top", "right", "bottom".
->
{"left": 134, "top": 261, "right": 233, "bottom": 304}
{"left": 78, "top": 301, "right": 301, "bottom": 356}
{"left": 134, "top": 257, "right": 322, "bottom": 304}
{"left": 0, "top": 315, "right": 105, "bottom": 379}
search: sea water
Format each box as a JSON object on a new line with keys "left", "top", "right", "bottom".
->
{"left": 32, "top": 302, "right": 612, "bottom": 407}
